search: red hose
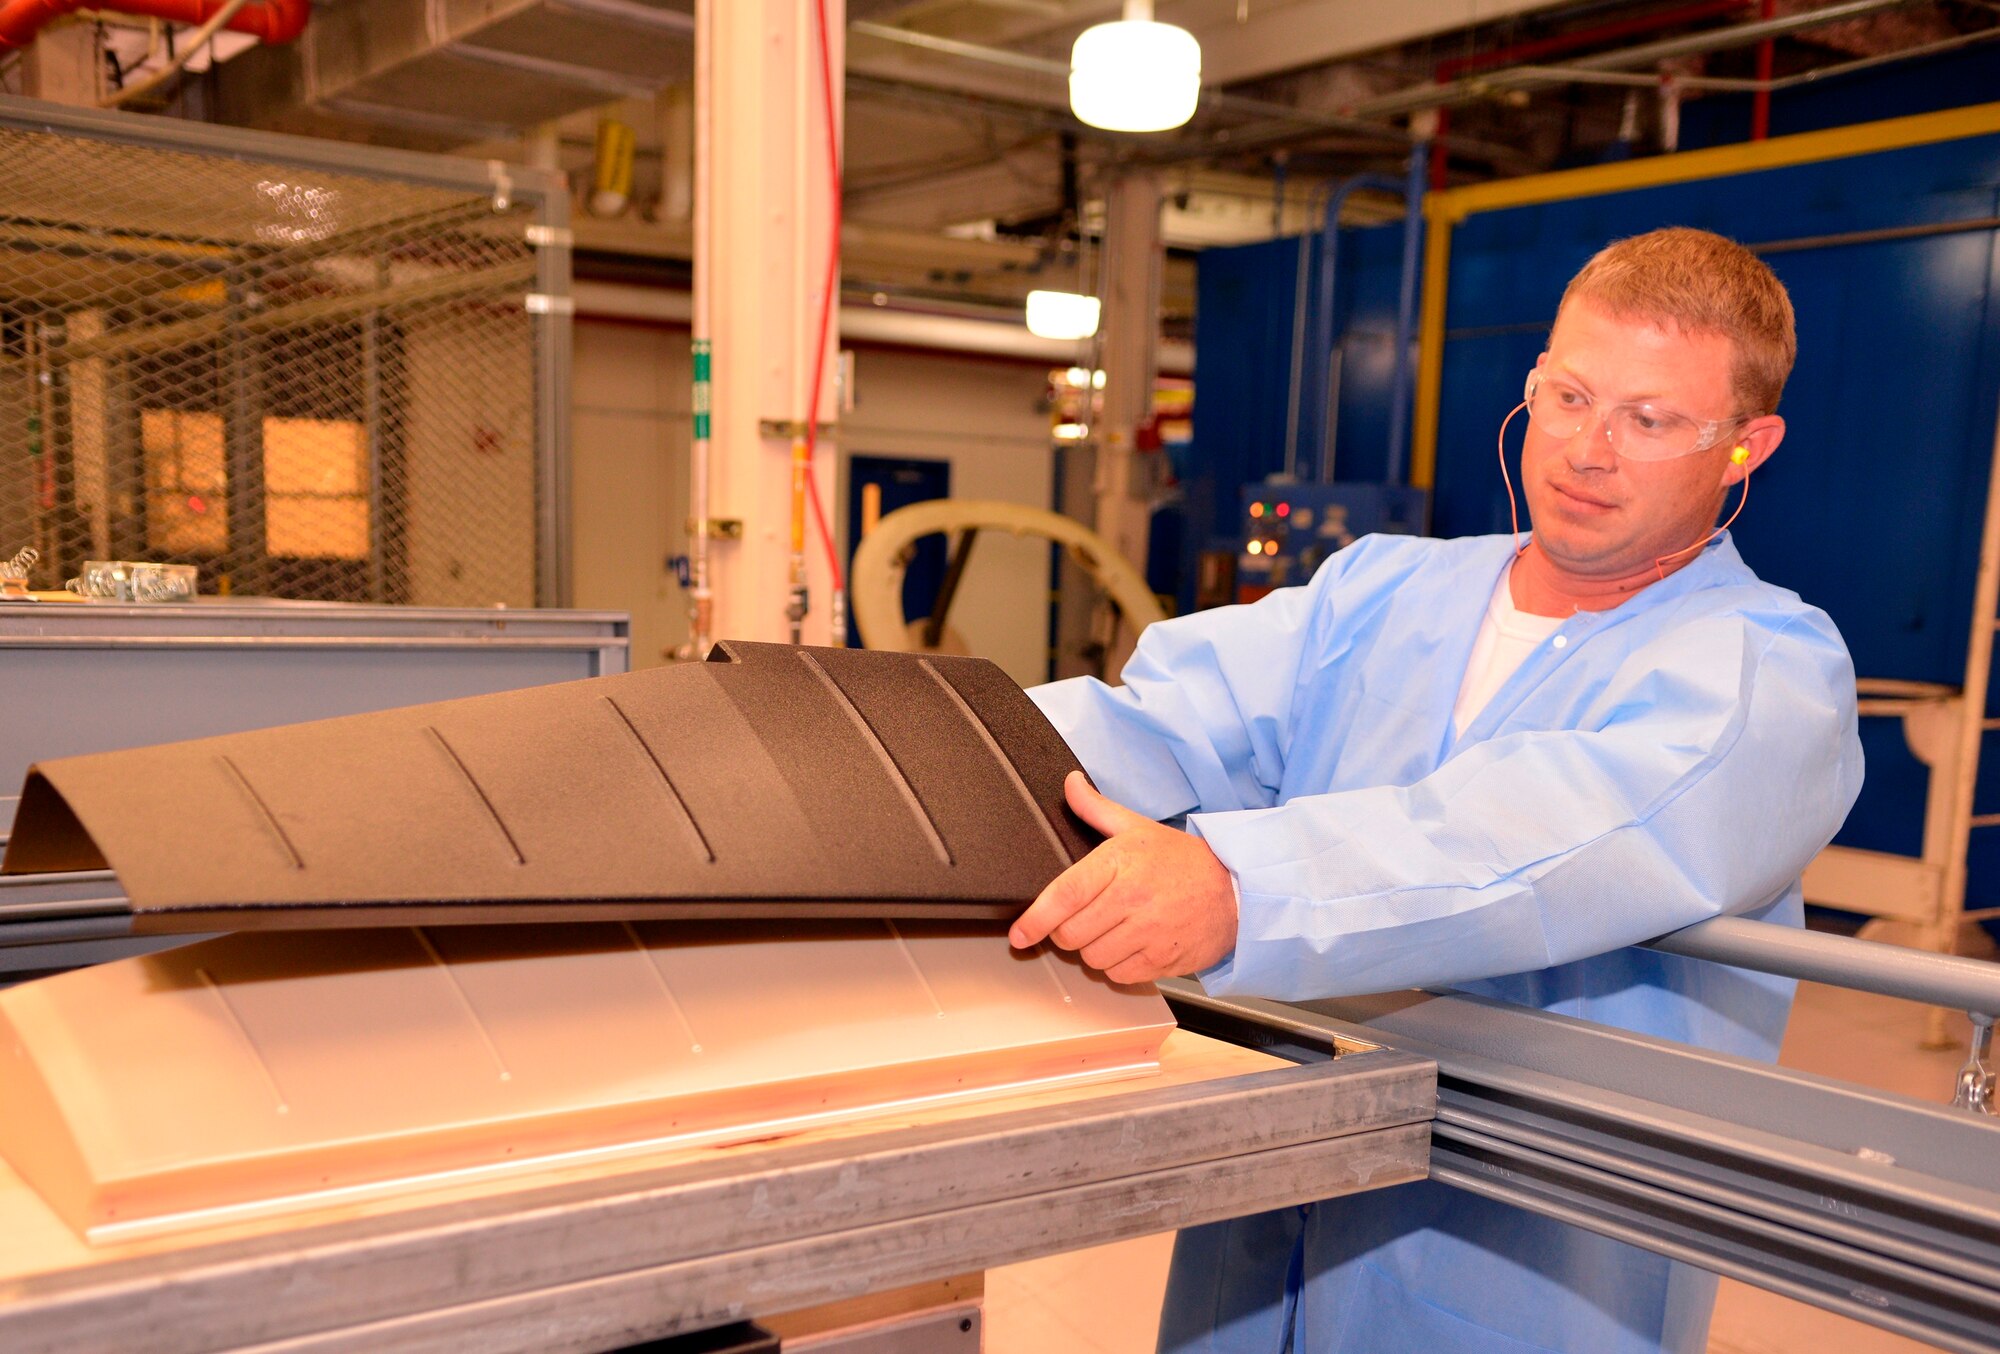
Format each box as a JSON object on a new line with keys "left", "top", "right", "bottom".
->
{"left": 0, "top": 0, "right": 307, "bottom": 50}
{"left": 804, "top": 0, "right": 844, "bottom": 593}
{"left": 1751, "top": 0, "right": 1776, "bottom": 140}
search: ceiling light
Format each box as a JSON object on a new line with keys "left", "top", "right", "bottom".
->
{"left": 1069, "top": 2, "right": 1201, "bottom": 134}
{"left": 1026, "top": 290, "right": 1101, "bottom": 341}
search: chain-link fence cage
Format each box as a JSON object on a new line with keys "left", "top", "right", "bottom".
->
{"left": 0, "top": 101, "right": 571, "bottom": 608}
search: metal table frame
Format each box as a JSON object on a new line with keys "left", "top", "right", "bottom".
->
{"left": 1165, "top": 962, "right": 2000, "bottom": 1354}
{"left": 0, "top": 1040, "right": 1433, "bottom": 1354}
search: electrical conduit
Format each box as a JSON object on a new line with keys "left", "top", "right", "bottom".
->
{"left": 689, "top": 0, "right": 714, "bottom": 657}
{"left": 803, "top": 0, "right": 845, "bottom": 640}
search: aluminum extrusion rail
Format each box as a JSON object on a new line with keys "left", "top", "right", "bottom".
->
{"left": 1162, "top": 983, "right": 2000, "bottom": 1354}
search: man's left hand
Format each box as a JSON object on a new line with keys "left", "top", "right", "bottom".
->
{"left": 1008, "top": 771, "right": 1238, "bottom": 984}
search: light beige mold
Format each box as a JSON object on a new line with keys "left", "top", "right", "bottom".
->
{"left": 0, "top": 921, "right": 1173, "bottom": 1242}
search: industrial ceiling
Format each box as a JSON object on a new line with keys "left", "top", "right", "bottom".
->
{"left": 35, "top": 0, "right": 2000, "bottom": 318}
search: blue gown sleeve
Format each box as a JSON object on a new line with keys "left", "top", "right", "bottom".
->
{"left": 1029, "top": 541, "right": 1863, "bottom": 1004}
{"left": 1191, "top": 606, "right": 1862, "bottom": 1000}
{"left": 1028, "top": 540, "right": 1374, "bottom": 823}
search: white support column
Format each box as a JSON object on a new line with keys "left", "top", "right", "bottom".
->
{"left": 698, "top": 0, "right": 844, "bottom": 647}
{"left": 1092, "top": 171, "right": 1164, "bottom": 678}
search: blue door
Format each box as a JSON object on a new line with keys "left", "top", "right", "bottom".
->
{"left": 846, "top": 455, "right": 951, "bottom": 648}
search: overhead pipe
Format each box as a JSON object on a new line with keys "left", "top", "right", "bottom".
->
{"left": 1306, "top": 143, "right": 1427, "bottom": 488}
{"left": 851, "top": 18, "right": 1415, "bottom": 147}
{"left": 1307, "top": 172, "right": 1400, "bottom": 483}
{"left": 1351, "top": 0, "right": 1925, "bottom": 121}
{"left": 1751, "top": 0, "right": 1777, "bottom": 140}
{"left": 1504, "top": 22, "right": 2000, "bottom": 97}
{"left": 0, "top": 0, "right": 306, "bottom": 50}
{"left": 1385, "top": 143, "right": 1426, "bottom": 488}
{"left": 1427, "top": 0, "right": 1754, "bottom": 190}
{"left": 101, "top": 0, "right": 251, "bottom": 107}
{"left": 852, "top": 16, "right": 1548, "bottom": 176}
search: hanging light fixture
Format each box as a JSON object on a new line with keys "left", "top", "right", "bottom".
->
{"left": 1069, "top": 0, "right": 1202, "bottom": 134}
{"left": 1025, "top": 289, "right": 1102, "bottom": 341}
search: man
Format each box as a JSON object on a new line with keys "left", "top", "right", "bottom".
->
{"left": 1015, "top": 228, "right": 1864, "bottom": 1354}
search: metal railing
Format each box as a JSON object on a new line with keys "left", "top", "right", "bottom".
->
{"left": 1645, "top": 916, "right": 1998, "bottom": 1115}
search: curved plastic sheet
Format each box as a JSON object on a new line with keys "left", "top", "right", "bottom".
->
{"left": 0, "top": 642, "right": 1100, "bottom": 932}
{"left": 0, "top": 920, "right": 1173, "bottom": 1241}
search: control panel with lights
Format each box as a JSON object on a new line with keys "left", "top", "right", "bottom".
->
{"left": 1236, "top": 482, "right": 1429, "bottom": 603}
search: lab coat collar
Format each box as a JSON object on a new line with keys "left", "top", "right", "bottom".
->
{"left": 1516, "top": 530, "right": 1754, "bottom": 628}
{"left": 1443, "top": 532, "right": 1752, "bottom": 755}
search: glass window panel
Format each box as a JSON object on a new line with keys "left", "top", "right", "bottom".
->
{"left": 140, "top": 409, "right": 226, "bottom": 494}
{"left": 146, "top": 489, "right": 227, "bottom": 555}
{"left": 263, "top": 417, "right": 366, "bottom": 495}
{"left": 266, "top": 498, "right": 368, "bottom": 559}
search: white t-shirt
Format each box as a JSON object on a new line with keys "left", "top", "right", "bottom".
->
{"left": 1452, "top": 566, "right": 1565, "bottom": 737}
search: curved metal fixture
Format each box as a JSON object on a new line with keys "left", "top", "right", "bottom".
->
{"left": 852, "top": 499, "right": 1166, "bottom": 660}
{"left": 0, "top": 0, "right": 307, "bottom": 53}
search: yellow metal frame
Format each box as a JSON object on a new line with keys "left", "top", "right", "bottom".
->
{"left": 1411, "top": 100, "right": 2000, "bottom": 488}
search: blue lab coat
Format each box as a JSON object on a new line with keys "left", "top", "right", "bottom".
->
{"left": 1028, "top": 531, "right": 1863, "bottom": 1354}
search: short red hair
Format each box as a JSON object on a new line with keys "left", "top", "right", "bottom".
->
{"left": 1559, "top": 227, "right": 1797, "bottom": 415}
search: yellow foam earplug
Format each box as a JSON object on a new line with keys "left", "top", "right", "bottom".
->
{"left": 1730, "top": 445, "right": 1750, "bottom": 465}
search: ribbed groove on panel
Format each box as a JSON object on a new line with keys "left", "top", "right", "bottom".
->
{"left": 424, "top": 728, "right": 526, "bottom": 866}
{"left": 195, "top": 967, "right": 292, "bottom": 1116}
{"left": 918, "top": 659, "right": 1068, "bottom": 862}
{"left": 601, "top": 696, "right": 715, "bottom": 864}
{"left": 217, "top": 756, "right": 306, "bottom": 871}
{"left": 413, "top": 928, "right": 513, "bottom": 1082}
{"left": 798, "top": 651, "right": 954, "bottom": 868}
{"left": 3, "top": 642, "right": 1093, "bottom": 926}
{"left": 620, "top": 920, "right": 704, "bottom": 1054}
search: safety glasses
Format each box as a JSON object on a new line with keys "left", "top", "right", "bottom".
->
{"left": 1524, "top": 371, "right": 1748, "bottom": 462}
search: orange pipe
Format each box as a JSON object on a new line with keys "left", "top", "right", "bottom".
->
{"left": 0, "top": 0, "right": 307, "bottom": 51}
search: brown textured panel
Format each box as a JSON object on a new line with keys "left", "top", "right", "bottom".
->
{"left": 926, "top": 656, "right": 1102, "bottom": 863}
{"left": 0, "top": 643, "right": 1099, "bottom": 931}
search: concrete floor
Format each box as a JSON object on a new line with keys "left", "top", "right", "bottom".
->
{"left": 985, "top": 932, "right": 1993, "bottom": 1354}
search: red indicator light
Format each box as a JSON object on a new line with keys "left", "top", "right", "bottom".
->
{"left": 1276, "top": 502, "right": 1290, "bottom": 518}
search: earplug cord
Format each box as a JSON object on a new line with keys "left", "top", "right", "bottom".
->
{"left": 1497, "top": 400, "right": 1531, "bottom": 560}
{"left": 1651, "top": 451, "right": 1748, "bottom": 579}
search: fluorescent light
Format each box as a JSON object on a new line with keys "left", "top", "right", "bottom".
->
{"left": 1069, "top": 17, "right": 1201, "bottom": 134}
{"left": 1026, "top": 290, "right": 1102, "bottom": 341}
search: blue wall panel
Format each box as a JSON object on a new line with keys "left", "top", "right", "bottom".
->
{"left": 1183, "top": 220, "right": 1406, "bottom": 609}
{"left": 1189, "top": 130, "right": 2000, "bottom": 908}
{"left": 1432, "top": 132, "right": 2000, "bottom": 885}
{"left": 1682, "top": 43, "right": 2000, "bottom": 150}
